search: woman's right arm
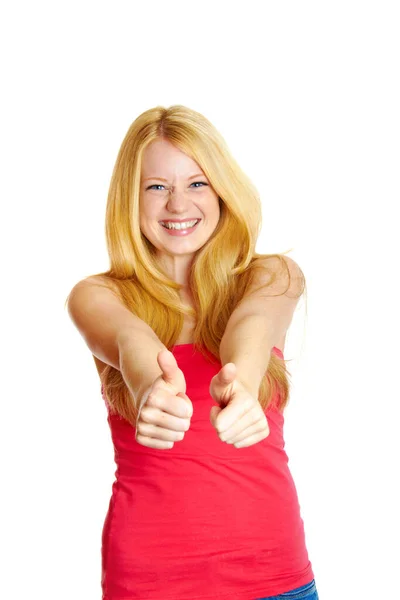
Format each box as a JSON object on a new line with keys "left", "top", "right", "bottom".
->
{"left": 66, "top": 276, "right": 167, "bottom": 407}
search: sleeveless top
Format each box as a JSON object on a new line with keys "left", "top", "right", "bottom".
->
{"left": 100, "top": 344, "right": 314, "bottom": 599}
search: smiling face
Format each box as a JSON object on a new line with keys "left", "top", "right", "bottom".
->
{"left": 139, "top": 138, "right": 220, "bottom": 285}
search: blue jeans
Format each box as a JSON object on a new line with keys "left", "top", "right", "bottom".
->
{"left": 255, "top": 578, "right": 319, "bottom": 599}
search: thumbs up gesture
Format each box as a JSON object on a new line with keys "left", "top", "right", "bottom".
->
{"left": 209, "top": 362, "right": 270, "bottom": 448}
{"left": 135, "top": 349, "right": 193, "bottom": 450}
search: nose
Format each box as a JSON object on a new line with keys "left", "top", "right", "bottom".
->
{"left": 166, "top": 186, "right": 191, "bottom": 213}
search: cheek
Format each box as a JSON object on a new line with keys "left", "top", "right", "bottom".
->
{"left": 212, "top": 203, "right": 221, "bottom": 223}
{"left": 139, "top": 207, "right": 156, "bottom": 226}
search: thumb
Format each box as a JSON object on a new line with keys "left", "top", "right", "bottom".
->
{"left": 210, "top": 362, "right": 237, "bottom": 397}
{"left": 218, "top": 362, "right": 237, "bottom": 382}
{"left": 157, "top": 348, "right": 178, "bottom": 379}
{"left": 157, "top": 348, "right": 186, "bottom": 391}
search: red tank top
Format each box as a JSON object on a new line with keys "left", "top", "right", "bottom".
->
{"left": 100, "top": 344, "right": 314, "bottom": 599}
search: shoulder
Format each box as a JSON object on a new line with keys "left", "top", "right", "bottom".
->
{"left": 76, "top": 275, "right": 122, "bottom": 297}
{"left": 80, "top": 274, "right": 113, "bottom": 287}
{"left": 67, "top": 276, "right": 125, "bottom": 319}
{"left": 250, "top": 254, "right": 305, "bottom": 299}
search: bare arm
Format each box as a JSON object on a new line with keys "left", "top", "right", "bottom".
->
{"left": 220, "top": 257, "right": 304, "bottom": 398}
{"left": 66, "top": 276, "right": 168, "bottom": 407}
{"left": 220, "top": 315, "right": 275, "bottom": 399}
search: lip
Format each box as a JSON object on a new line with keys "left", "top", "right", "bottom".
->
{"left": 159, "top": 218, "right": 202, "bottom": 223}
{"left": 160, "top": 219, "right": 201, "bottom": 236}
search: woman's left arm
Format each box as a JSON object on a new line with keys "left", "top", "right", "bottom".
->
{"left": 219, "top": 256, "right": 304, "bottom": 399}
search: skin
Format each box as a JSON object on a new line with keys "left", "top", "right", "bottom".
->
{"left": 139, "top": 138, "right": 221, "bottom": 289}
{"left": 136, "top": 140, "right": 271, "bottom": 449}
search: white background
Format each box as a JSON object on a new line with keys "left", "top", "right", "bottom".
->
{"left": 1, "top": 2, "right": 399, "bottom": 599}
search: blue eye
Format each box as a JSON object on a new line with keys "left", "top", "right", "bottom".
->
{"left": 146, "top": 182, "right": 208, "bottom": 191}
{"left": 147, "top": 184, "right": 165, "bottom": 190}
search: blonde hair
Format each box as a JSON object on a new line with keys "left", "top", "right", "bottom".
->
{"left": 72, "top": 105, "right": 306, "bottom": 425}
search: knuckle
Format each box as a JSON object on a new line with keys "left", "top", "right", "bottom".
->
{"left": 139, "top": 406, "right": 152, "bottom": 422}
{"left": 136, "top": 423, "right": 147, "bottom": 435}
{"left": 146, "top": 392, "right": 161, "bottom": 407}
{"left": 136, "top": 433, "right": 174, "bottom": 450}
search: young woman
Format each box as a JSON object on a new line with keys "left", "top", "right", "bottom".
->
{"left": 67, "top": 105, "right": 319, "bottom": 600}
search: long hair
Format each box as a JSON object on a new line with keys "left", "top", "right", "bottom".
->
{"left": 71, "top": 105, "right": 306, "bottom": 426}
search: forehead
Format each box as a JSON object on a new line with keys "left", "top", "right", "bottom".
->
{"left": 141, "top": 139, "right": 203, "bottom": 176}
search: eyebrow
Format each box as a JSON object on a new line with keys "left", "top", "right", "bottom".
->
{"left": 142, "top": 173, "right": 206, "bottom": 182}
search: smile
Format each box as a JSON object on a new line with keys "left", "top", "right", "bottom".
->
{"left": 159, "top": 219, "right": 201, "bottom": 236}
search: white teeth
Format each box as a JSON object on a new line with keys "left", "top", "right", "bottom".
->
{"left": 161, "top": 219, "right": 199, "bottom": 230}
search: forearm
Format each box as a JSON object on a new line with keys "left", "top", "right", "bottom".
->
{"left": 220, "top": 315, "right": 274, "bottom": 399}
{"left": 117, "top": 327, "right": 168, "bottom": 408}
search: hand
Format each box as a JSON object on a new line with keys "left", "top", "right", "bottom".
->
{"left": 135, "top": 349, "right": 193, "bottom": 450}
{"left": 209, "top": 362, "right": 270, "bottom": 448}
